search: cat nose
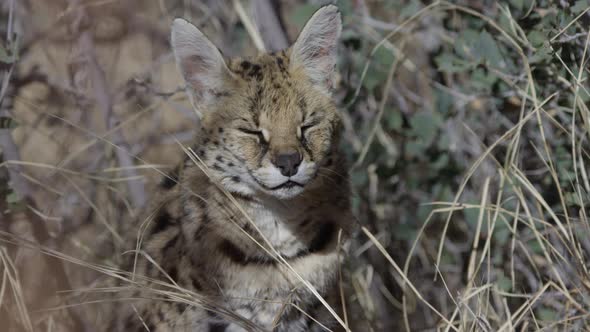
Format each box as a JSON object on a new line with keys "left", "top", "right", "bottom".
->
{"left": 274, "top": 151, "right": 302, "bottom": 177}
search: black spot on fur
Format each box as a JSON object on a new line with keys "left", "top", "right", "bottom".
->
{"left": 209, "top": 322, "right": 228, "bottom": 332}
{"left": 249, "top": 86, "right": 264, "bottom": 116}
{"left": 227, "top": 162, "right": 235, "bottom": 167}
{"left": 304, "top": 298, "right": 324, "bottom": 329}
{"left": 159, "top": 167, "right": 180, "bottom": 189}
{"left": 175, "top": 302, "right": 188, "bottom": 314}
{"left": 276, "top": 56, "right": 286, "bottom": 71}
{"left": 231, "top": 176, "right": 241, "bottom": 183}
{"left": 240, "top": 61, "right": 251, "bottom": 70}
{"left": 123, "top": 317, "right": 136, "bottom": 330}
{"left": 218, "top": 127, "right": 224, "bottom": 133}
{"left": 193, "top": 225, "right": 205, "bottom": 240}
{"left": 298, "top": 95, "right": 307, "bottom": 111}
{"left": 216, "top": 155, "right": 224, "bottom": 163}
{"left": 228, "top": 191, "right": 253, "bottom": 202}
{"left": 191, "top": 275, "right": 203, "bottom": 291}
{"left": 300, "top": 217, "right": 313, "bottom": 228}
{"left": 308, "top": 222, "right": 336, "bottom": 253}
{"left": 219, "top": 239, "right": 274, "bottom": 265}
{"left": 162, "top": 234, "right": 179, "bottom": 252}
{"left": 166, "top": 265, "right": 178, "bottom": 282}
{"left": 201, "top": 208, "right": 211, "bottom": 222}
{"left": 207, "top": 311, "right": 229, "bottom": 332}
{"left": 300, "top": 135, "right": 314, "bottom": 159}
{"left": 151, "top": 211, "right": 176, "bottom": 235}
{"left": 219, "top": 239, "right": 247, "bottom": 264}
{"left": 213, "top": 91, "right": 231, "bottom": 98}
{"left": 248, "top": 64, "right": 263, "bottom": 80}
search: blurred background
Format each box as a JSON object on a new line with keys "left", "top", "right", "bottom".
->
{"left": 1, "top": 0, "right": 589, "bottom": 331}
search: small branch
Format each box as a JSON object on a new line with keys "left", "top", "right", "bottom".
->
{"left": 70, "top": 1, "right": 146, "bottom": 208}
{"left": 250, "top": 0, "right": 289, "bottom": 52}
{"left": 233, "top": 0, "right": 266, "bottom": 52}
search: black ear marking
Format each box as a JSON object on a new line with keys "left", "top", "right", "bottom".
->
{"left": 240, "top": 61, "right": 252, "bottom": 70}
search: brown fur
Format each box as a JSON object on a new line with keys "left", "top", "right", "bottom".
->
{"left": 107, "top": 6, "right": 352, "bottom": 332}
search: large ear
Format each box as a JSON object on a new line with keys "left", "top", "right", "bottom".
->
{"left": 171, "top": 19, "right": 231, "bottom": 114}
{"left": 290, "top": 5, "right": 341, "bottom": 95}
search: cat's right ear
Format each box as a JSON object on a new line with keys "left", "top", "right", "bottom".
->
{"left": 171, "top": 19, "right": 231, "bottom": 114}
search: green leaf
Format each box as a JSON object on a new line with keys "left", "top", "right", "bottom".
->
{"left": 471, "top": 68, "right": 498, "bottom": 92}
{"left": 431, "top": 154, "right": 449, "bottom": 170}
{"left": 0, "top": 116, "right": 19, "bottom": 129}
{"left": 0, "top": 45, "right": 13, "bottom": 63}
{"left": 437, "top": 132, "right": 451, "bottom": 151}
{"left": 0, "top": 36, "right": 20, "bottom": 64}
{"left": 529, "top": 45, "right": 552, "bottom": 64}
{"left": 496, "top": 273, "right": 512, "bottom": 292}
{"left": 386, "top": 111, "right": 402, "bottom": 130}
{"left": 537, "top": 308, "right": 559, "bottom": 321}
{"left": 528, "top": 240, "right": 544, "bottom": 255}
{"left": 435, "top": 53, "right": 471, "bottom": 73}
{"left": 510, "top": 0, "right": 524, "bottom": 10}
{"left": 409, "top": 111, "right": 441, "bottom": 145}
{"left": 291, "top": 4, "right": 321, "bottom": 30}
{"left": 571, "top": 0, "right": 590, "bottom": 14}
{"left": 477, "top": 30, "right": 503, "bottom": 67}
{"left": 394, "top": 222, "right": 417, "bottom": 241}
{"left": 374, "top": 46, "right": 395, "bottom": 67}
{"left": 6, "top": 191, "right": 21, "bottom": 204}
{"left": 361, "top": 47, "right": 396, "bottom": 91}
{"left": 435, "top": 90, "right": 453, "bottom": 114}
{"left": 336, "top": 0, "right": 354, "bottom": 17}
{"left": 351, "top": 170, "right": 368, "bottom": 187}
{"left": 463, "top": 206, "right": 480, "bottom": 227}
{"left": 455, "top": 29, "right": 480, "bottom": 59}
{"left": 399, "top": 0, "right": 424, "bottom": 19}
{"left": 527, "top": 30, "right": 546, "bottom": 48}
{"left": 405, "top": 140, "right": 427, "bottom": 158}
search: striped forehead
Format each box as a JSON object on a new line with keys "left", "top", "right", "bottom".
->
{"left": 228, "top": 53, "right": 309, "bottom": 122}
{"left": 229, "top": 52, "right": 290, "bottom": 81}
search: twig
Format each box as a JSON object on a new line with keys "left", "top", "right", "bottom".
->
{"left": 70, "top": 0, "right": 146, "bottom": 208}
{"left": 250, "top": 0, "right": 288, "bottom": 52}
{"left": 233, "top": 0, "right": 266, "bottom": 52}
{"left": 353, "top": 44, "right": 404, "bottom": 169}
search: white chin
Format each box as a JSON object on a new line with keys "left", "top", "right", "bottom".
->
{"left": 267, "top": 186, "right": 305, "bottom": 199}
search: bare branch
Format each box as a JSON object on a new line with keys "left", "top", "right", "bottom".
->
{"left": 251, "top": 0, "right": 289, "bottom": 52}
{"left": 69, "top": 0, "right": 146, "bottom": 208}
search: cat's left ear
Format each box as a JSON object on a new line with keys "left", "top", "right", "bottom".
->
{"left": 290, "top": 5, "right": 342, "bottom": 95}
{"left": 171, "top": 18, "right": 232, "bottom": 115}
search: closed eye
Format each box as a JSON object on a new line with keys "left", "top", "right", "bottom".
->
{"left": 299, "top": 123, "right": 317, "bottom": 137}
{"left": 238, "top": 128, "right": 267, "bottom": 143}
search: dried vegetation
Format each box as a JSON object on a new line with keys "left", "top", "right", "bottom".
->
{"left": 1, "top": 0, "right": 589, "bottom": 331}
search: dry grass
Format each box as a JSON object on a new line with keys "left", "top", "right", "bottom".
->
{"left": 0, "top": 0, "right": 589, "bottom": 331}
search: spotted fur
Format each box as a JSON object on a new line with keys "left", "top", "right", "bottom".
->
{"left": 108, "top": 5, "right": 352, "bottom": 332}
